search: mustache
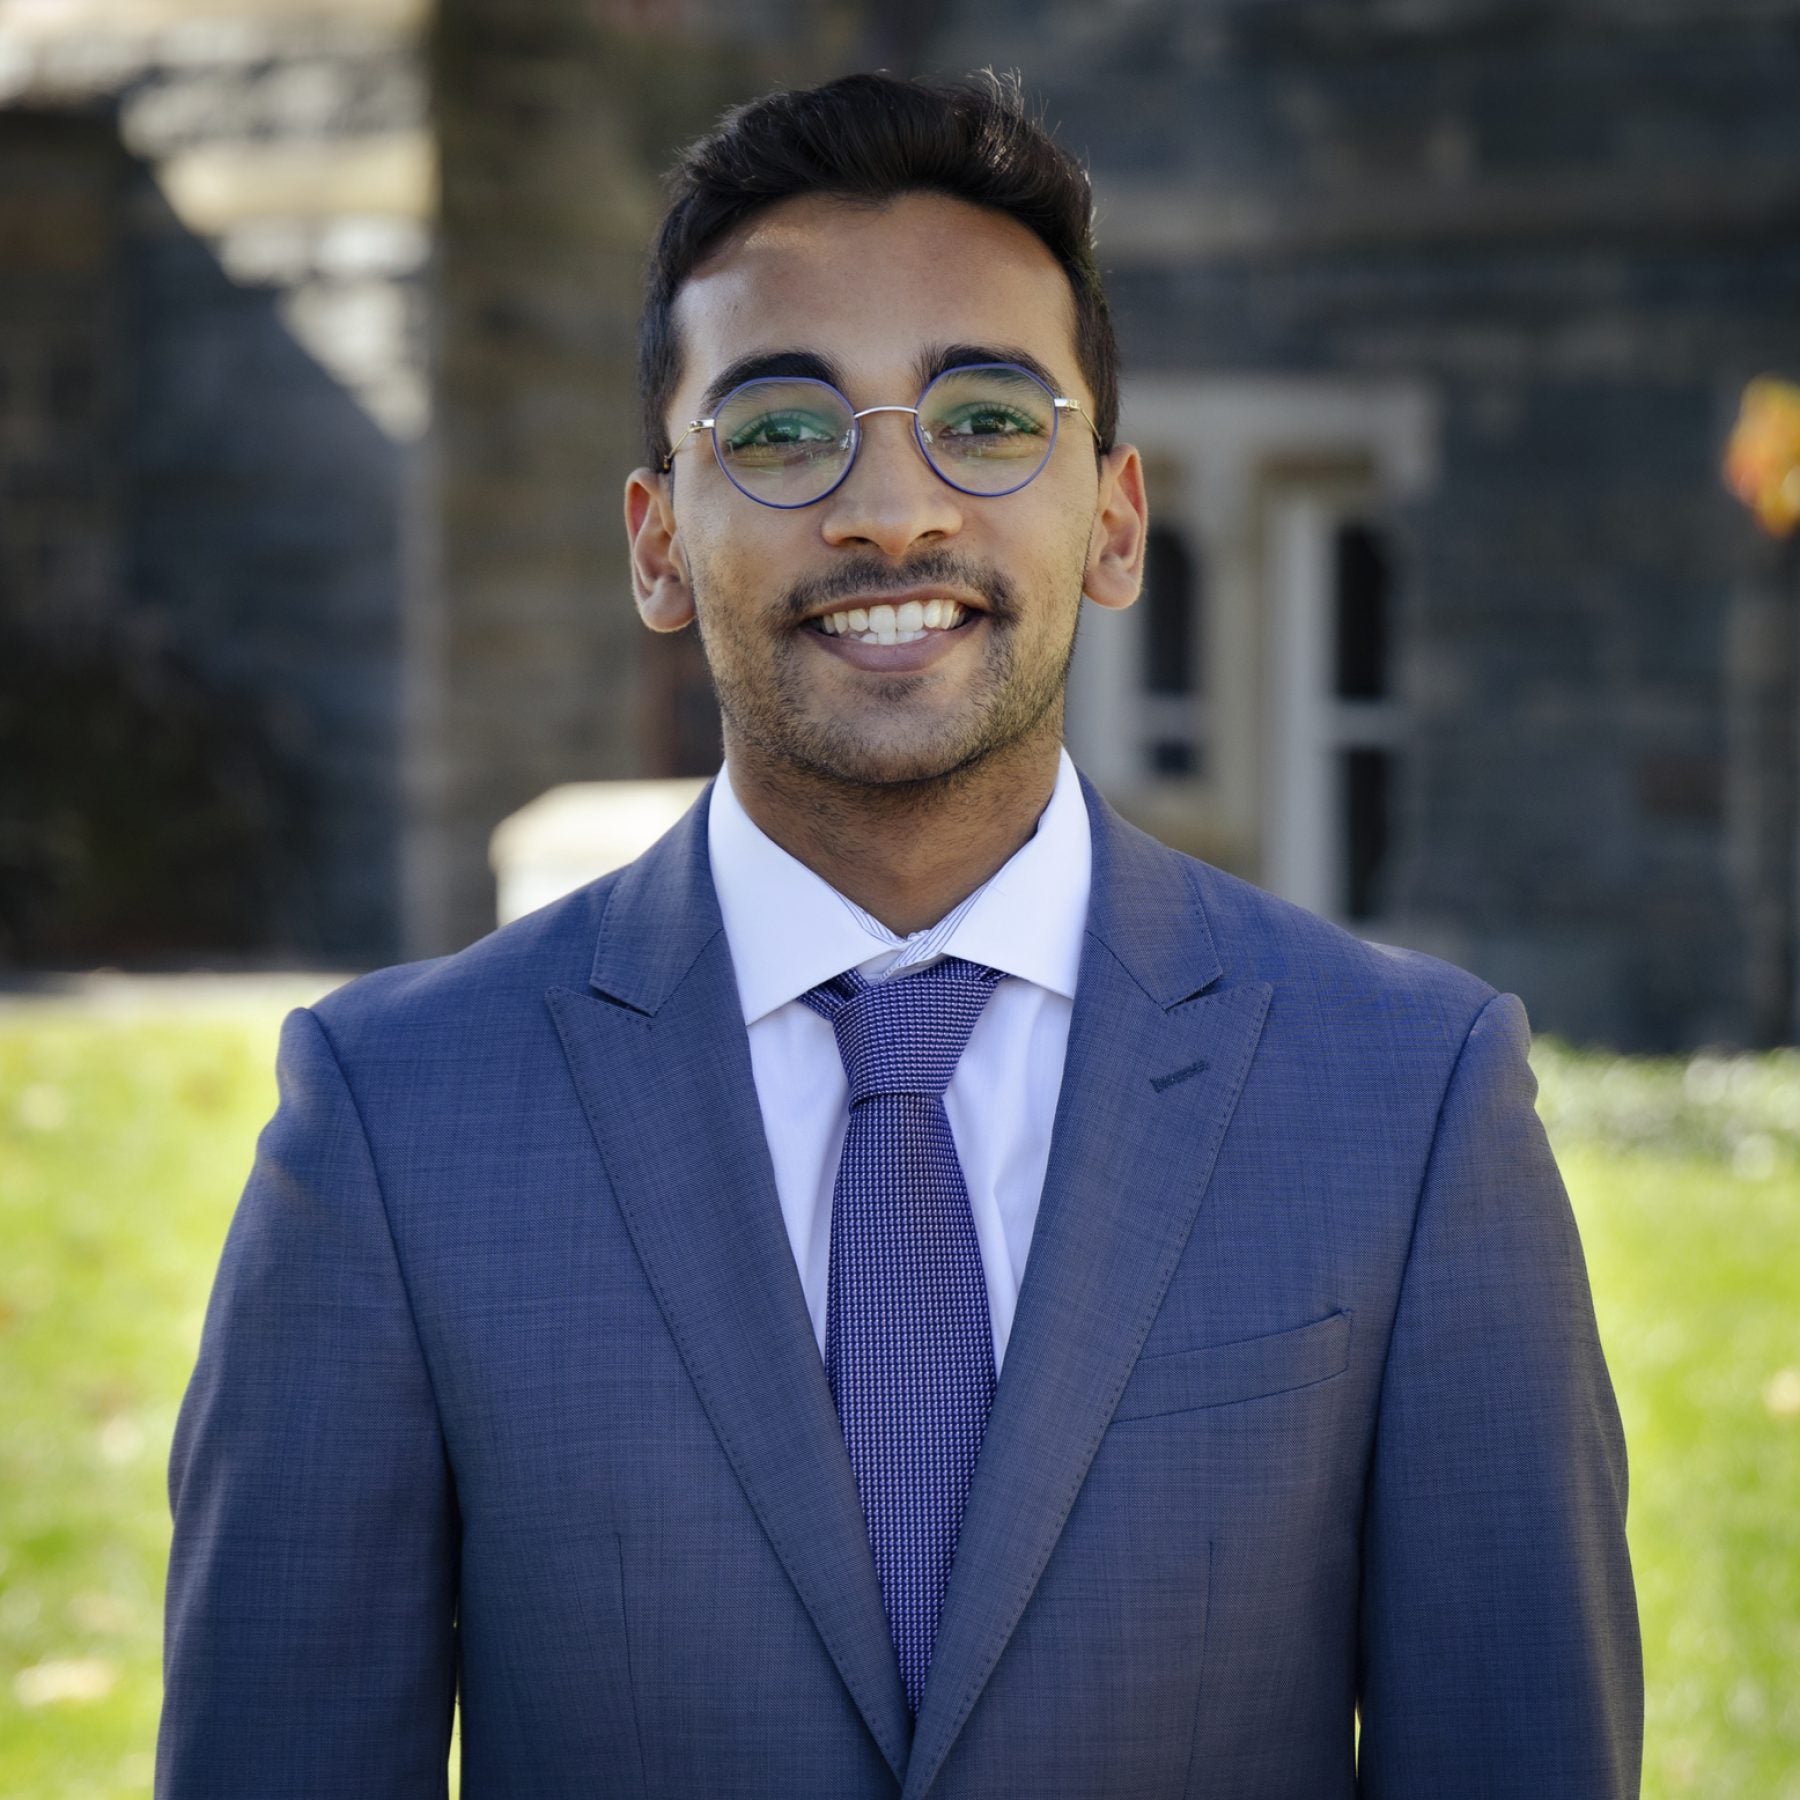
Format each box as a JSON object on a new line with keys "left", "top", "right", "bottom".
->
{"left": 781, "top": 551, "right": 1016, "bottom": 623}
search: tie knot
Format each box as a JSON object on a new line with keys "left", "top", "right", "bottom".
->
{"left": 801, "top": 956, "right": 1003, "bottom": 1103}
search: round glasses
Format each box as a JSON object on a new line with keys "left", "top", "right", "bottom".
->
{"left": 661, "top": 361, "right": 1098, "bottom": 509}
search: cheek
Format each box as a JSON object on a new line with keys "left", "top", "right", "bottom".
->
{"left": 998, "top": 504, "right": 1096, "bottom": 608}
{"left": 679, "top": 511, "right": 796, "bottom": 611}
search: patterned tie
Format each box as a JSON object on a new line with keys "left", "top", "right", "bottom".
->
{"left": 801, "top": 955, "right": 1004, "bottom": 1716}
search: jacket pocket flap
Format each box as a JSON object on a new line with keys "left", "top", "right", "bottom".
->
{"left": 1112, "top": 1310, "right": 1352, "bottom": 1423}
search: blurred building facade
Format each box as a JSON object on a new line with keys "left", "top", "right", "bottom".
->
{"left": 2, "top": 0, "right": 1798, "bottom": 1049}
{"left": 1, "top": 0, "right": 429, "bottom": 960}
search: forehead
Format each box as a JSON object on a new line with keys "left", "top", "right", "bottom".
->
{"left": 670, "top": 191, "right": 1081, "bottom": 404}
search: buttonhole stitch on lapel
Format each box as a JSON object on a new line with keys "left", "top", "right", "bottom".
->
{"left": 1150, "top": 1058, "right": 1210, "bottom": 1093}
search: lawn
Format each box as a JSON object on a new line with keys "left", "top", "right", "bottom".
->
{"left": 1, "top": 987, "right": 1796, "bottom": 1797}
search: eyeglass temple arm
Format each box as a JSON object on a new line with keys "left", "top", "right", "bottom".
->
{"left": 1054, "top": 396, "right": 1098, "bottom": 435}
{"left": 660, "top": 418, "right": 715, "bottom": 472}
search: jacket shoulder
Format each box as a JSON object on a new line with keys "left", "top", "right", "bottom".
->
{"left": 1179, "top": 848, "right": 1501, "bottom": 1046}
{"left": 306, "top": 873, "right": 623, "bottom": 1058}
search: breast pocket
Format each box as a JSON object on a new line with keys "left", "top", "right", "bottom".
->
{"left": 1112, "top": 1310, "right": 1352, "bottom": 1423}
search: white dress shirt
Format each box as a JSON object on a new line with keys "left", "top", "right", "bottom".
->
{"left": 706, "top": 749, "right": 1092, "bottom": 1371}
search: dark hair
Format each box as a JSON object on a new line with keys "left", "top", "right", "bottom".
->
{"left": 637, "top": 70, "right": 1118, "bottom": 465}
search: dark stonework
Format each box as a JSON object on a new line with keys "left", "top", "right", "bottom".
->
{"left": 0, "top": 110, "right": 128, "bottom": 647}
{"left": 129, "top": 200, "right": 406, "bottom": 959}
{"left": 0, "top": 9, "right": 429, "bottom": 963}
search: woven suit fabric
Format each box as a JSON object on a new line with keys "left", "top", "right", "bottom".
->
{"left": 801, "top": 955, "right": 1005, "bottom": 1716}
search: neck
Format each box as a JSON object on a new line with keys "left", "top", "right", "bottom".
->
{"left": 724, "top": 729, "right": 1063, "bottom": 937}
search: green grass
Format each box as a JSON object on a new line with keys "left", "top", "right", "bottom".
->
{"left": 0, "top": 993, "right": 1795, "bottom": 1796}
{"left": 1531, "top": 1041, "right": 1800, "bottom": 1798}
{"left": 1, "top": 991, "right": 300, "bottom": 1798}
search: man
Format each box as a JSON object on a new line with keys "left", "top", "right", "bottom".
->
{"left": 158, "top": 72, "right": 1643, "bottom": 1798}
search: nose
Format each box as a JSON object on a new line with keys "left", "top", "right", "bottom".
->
{"left": 818, "top": 408, "right": 964, "bottom": 557}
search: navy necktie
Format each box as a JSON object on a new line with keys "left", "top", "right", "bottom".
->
{"left": 801, "top": 955, "right": 1004, "bottom": 1716}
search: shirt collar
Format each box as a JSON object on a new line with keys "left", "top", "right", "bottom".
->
{"left": 707, "top": 747, "right": 1091, "bottom": 1026}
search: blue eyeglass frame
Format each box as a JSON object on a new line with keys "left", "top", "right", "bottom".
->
{"left": 659, "top": 360, "right": 1098, "bottom": 509}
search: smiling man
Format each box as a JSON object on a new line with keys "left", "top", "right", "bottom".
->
{"left": 158, "top": 73, "right": 1642, "bottom": 1799}
{"left": 626, "top": 183, "right": 1145, "bottom": 934}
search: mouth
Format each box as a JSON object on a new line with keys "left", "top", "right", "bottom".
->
{"left": 803, "top": 595, "right": 981, "bottom": 647}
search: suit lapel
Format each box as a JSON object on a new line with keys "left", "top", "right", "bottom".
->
{"left": 902, "top": 781, "right": 1272, "bottom": 1800}
{"left": 546, "top": 791, "right": 912, "bottom": 1781}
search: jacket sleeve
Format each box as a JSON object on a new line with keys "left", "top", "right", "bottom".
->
{"left": 158, "top": 1005, "right": 459, "bottom": 1799}
{"left": 1356, "top": 991, "right": 1643, "bottom": 1797}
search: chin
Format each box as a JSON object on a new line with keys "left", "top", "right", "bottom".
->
{"left": 784, "top": 718, "right": 1037, "bottom": 792}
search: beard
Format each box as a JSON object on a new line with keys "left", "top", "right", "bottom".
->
{"left": 690, "top": 545, "right": 1080, "bottom": 792}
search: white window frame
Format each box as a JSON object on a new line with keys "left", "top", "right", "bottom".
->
{"left": 1066, "top": 375, "right": 1436, "bottom": 909}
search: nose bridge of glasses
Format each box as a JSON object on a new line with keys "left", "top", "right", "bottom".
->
{"left": 826, "top": 400, "right": 957, "bottom": 526}
{"left": 839, "top": 401, "right": 936, "bottom": 486}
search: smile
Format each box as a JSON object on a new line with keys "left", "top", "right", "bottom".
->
{"left": 807, "top": 598, "right": 971, "bottom": 646}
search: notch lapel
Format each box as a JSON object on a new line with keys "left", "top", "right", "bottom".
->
{"left": 546, "top": 792, "right": 912, "bottom": 1781}
{"left": 903, "top": 783, "right": 1272, "bottom": 1800}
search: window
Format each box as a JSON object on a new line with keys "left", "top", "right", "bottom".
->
{"left": 1335, "top": 523, "right": 1395, "bottom": 921}
{"left": 1139, "top": 522, "right": 1205, "bottom": 777}
{"left": 1068, "top": 374, "right": 1434, "bottom": 898}
{"left": 1265, "top": 488, "right": 1405, "bottom": 923}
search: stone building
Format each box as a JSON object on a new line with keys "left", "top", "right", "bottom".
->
{"left": 1, "top": 0, "right": 430, "bottom": 959}
{"left": 2, "top": 0, "right": 1797, "bottom": 1049}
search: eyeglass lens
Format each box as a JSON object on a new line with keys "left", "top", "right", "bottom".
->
{"left": 710, "top": 362, "right": 1060, "bottom": 507}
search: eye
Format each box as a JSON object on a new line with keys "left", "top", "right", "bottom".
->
{"left": 726, "top": 409, "right": 841, "bottom": 450}
{"left": 937, "top": 403, "right": 1043, "bottom": 440}
{"left": 926, "top": 398, "right": 1050, "bottom": 466}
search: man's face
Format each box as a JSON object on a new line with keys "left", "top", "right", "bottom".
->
{"left": 628, "top": 191, "right": 1144, "bottom": 790}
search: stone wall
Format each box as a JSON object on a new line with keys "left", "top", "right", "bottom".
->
{"left": 0, "top": 0, "right": 433, "bottom": 960}
{"left": 0, "top": 109, "right": 128, "bottom": 649}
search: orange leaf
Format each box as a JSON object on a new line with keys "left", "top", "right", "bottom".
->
{"left": 1725, "top": 376, "right": 1800, "bottom": 537}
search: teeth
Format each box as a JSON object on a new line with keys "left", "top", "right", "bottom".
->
{"left": 813, "top": 599, "right": 968, "bottom": 642}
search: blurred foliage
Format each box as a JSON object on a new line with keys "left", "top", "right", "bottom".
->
{"left": 0, "top": 998, "right": 1795, "bottom": 1796}
{"left": 1725, "top": 376, "right": 1800, "bottom": 538}
{"left": 1532, "top": 1036, "right": 1800, "bottom": 1174}
{"left": 0, "top": 631, "right": 292, "bottom": 965}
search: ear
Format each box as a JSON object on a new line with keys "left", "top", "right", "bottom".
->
{"left": 1082, "top": 442, "right": 1149, "bottom": 612}
{"left": 624, "top": 466, "right": 694, "bottom": 632}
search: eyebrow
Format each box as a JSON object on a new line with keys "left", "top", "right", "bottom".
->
{"left": 698, "top": 350, "right": 846, "bottom": 418}
{"left": 914, "top": 343, "right": 1068, "bottom": 395}
{"left": 694, "top": 342, "right": 1074, "bottom": 418}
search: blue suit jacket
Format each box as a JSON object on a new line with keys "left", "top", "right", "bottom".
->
{"left": 158, "top": 776, "right": 1642, "bottom": 1797}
